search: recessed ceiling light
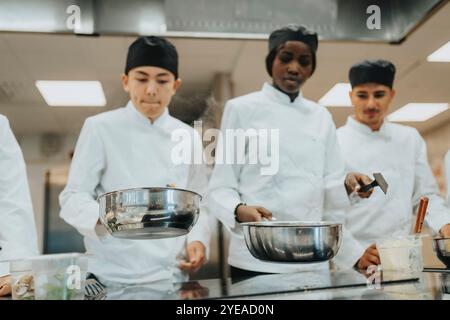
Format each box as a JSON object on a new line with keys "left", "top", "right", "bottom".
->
{"left": 387, "top": 103, "right": 449, "bottom": 122}
{"left": 35, "top": 81, "right": 106, "bottom": 107}
{"left": 319, "top": 83, "right": 352, "bottom": 107}
{"left": 427, "top": 41, "right": 450, "bottom": 62}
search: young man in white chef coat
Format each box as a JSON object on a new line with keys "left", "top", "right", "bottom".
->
{"left": 207, "top": 25, "right": 374, "bottom": 279}
{"left": 0, "top": 115, "right": 39, "bottom": 296}
{"left": 59, "top": 36, "right": 210, "bottom": 284}
{"left": 337, "top": 59, "right": 450, "bottom": 269}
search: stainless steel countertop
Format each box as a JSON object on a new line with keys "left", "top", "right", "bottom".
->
{"left": 101, "top": 268, "right": 450, "bottom": 300}
{"left": 2, "top": 268, "right": 449, "bottom": 300}
{"left": 240, "top": 271, "right": 450, "bottom": 300}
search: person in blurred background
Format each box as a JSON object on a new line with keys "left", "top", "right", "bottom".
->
{"left": 0, "top": 115, "right": 39, "bottom": 296}
{"left": 337, "top": 59, "right": 450, "bottom": 269}
{"left": 208, "top": 25, "right": 374, "bottom": 280}
{"left": 59, "top": 36, "right": 210, "bottom": 285}
{"left": 445, "top": 150, "right": 450, "bottom": 208}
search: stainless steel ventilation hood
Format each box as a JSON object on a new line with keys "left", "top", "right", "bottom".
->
{"left": 0, "top": 0, "right": 447, "bottom": 43}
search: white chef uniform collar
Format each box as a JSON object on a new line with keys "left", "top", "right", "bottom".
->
{"left": 125, "top": 100, "right": 172, "bottom": 135}
{"left": 346, "top": 115, "right": 391, "bottom": 140}
{"left": 262, "top": 82, "right": 314, "bottom": 112}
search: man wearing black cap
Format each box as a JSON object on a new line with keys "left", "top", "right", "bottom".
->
{"left": 59, "top": 36, "right": 210, "bottom": 285}
{"left": 123, "top": 36, "right": 180, "bottom": 122}
{"left": 337, "top": 59, "right": 450, "bottom": 270}
{"left": 208, "top": 25, "right": 374, "bottom": 279}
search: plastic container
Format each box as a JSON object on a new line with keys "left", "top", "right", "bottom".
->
{"left": 376, "top": 235, "right": 423, "bottom": 277}
{"left": 31, "top": 253, "right": 88, "bottom": 300}
{"left": 10, "top": 259, "right": 35, "bottom": 300}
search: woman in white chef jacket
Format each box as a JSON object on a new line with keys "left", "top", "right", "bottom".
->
{"left": 0, "top": 115, "right": 39, "bottom": 296}
{"left": 207, "top": 25, "right": 373, "bottom": 279}
{"left": 59, "top": 36, "right": 210, "bottom": 285}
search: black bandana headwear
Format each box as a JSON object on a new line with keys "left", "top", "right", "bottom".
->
{"left": 125, "top": 36, "right": 178, "bottom": 78}
{"left": 349, "top": 59, "right": 396, "bottom": 88}
{"left": 265, "top": 24, "right": 318, "bottom": 77}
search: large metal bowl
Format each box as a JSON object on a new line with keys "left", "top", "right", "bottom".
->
{"left": 241, "top": 221, "right": 342, "bottom": 263}
{"left": 98, "top": 187, "right": 201, "bottom": 240}
{"left": 432, "top": 238, "right": 450, "bottom": 268}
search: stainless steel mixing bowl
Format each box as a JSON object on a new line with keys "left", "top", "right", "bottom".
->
{"left": 98, "top": 187, "right": 201, "bottom": 240}
{"left": 241, "top": 221, "right": 342, "bottom": 263}
{"left": 432, "top": 238, "right": 450, "bottom": 268}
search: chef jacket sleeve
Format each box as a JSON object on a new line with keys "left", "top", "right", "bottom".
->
{"left": 336, "top": 225, "right": 367, "bottom": 269}
{"left": 186, "top": 131, "right": 211, "bottom": 259}
{"left": 411, "top": 132, "right": 450, "bottom": 233}
{"left": 59, "top": 118, "right": 106, "bottom": 241}
{"left": 0, "top": 116, "right": 39, "bottom": 275}
{"left": 206, "top": 101, "right": 243, "bottom": 232}
{"left": 323, "top": 116, "right": 351, "bottom": 211}
{"left": 323, "top": 208, "right": 365, "bottom": 269}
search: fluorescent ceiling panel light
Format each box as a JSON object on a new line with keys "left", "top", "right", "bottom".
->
{"left": 319, "top": 83, "right": 352, "bottom": 107}
{"left": 35, "top": 81, "right": 106, "bottom": 107}
{"left": 427, "top": 41, "right": 450, "bottom": 62}
{"left": 387, "top": 103, "right": 449, "bottom": 122}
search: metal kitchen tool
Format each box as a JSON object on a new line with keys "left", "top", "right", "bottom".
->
{"left": 432, "top": 238, "right": 450, "bottom": 268}
{"left": 359, "top": 172, "right": 388, "bottom": 194}
{"left": 84, "top": 273, "right": 106, "bottom": 300}
{"left": 241, "top": 221, "right": 342, "bottom": 263}
{"left": 98, "top": 187, "right": 202, "bottom": 240}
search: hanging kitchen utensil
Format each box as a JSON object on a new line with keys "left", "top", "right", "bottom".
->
{"left": 359, "top": 172, "right": 388, "bottom": 194}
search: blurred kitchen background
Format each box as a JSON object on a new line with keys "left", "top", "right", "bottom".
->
{"left": 1, "top": 0, "right": 449, "bottom": 279}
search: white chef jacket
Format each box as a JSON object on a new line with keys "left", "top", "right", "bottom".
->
{"left": 445, "top": 150, "right": 450, "bottom": 207}
{"left": 207, "top": 83, "right": 363, "bottom": 273}
{"left": 337, "top": 116, "right": 450, "bottom": 250}
{"left": 0, "top": 115, "right": 39, "bottom": 276}
{"left": 59, "top": 101, "right": 210, "bottom": 284}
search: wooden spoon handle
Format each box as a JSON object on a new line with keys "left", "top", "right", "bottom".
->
{"left": 414, "top": 197, "right": 429, "bottom": 234}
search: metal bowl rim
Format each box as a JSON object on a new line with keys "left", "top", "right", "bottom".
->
{"left": 97, "top": 186, "right": 202, "bottom": 201}
{"left": 111, "top": 222, "right": 194, "bottom": 232}
{"left": 241, "top": 221, "right": 342, "bottom": 228}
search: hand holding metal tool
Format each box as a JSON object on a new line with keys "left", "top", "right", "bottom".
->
{"left": 359, "top": 173, "right": 389, "bottom": 194}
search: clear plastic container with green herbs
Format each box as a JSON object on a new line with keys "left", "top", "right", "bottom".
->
{"left": 31, "top": 253, "right": 88, "bottom": 300}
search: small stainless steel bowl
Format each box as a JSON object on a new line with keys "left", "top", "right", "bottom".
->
{"left": 432, "top": 238, "right": 450, "bottom": 268}
{"left": 98, "top": 187, "right": 201, "bottom": 240}
{"left": 241, "top": 221, "right": 342, "bottom": 263}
